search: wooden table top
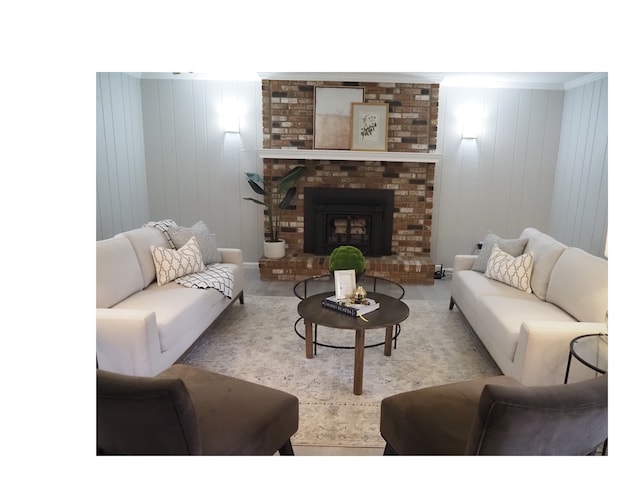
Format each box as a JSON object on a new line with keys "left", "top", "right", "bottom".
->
{"left": 297, "top": 291, "right": 409, "bottom": 330}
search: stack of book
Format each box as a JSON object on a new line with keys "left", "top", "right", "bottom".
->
{"left": 322, "top": 295, "right": 380, "bottom": 317}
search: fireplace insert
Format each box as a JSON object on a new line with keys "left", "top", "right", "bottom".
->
{"left": 303, "top": 188, "right": 393, "bottom": 256}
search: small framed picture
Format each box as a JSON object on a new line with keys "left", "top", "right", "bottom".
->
{"left": 334, "top": 269, "right": 356, "bottom": 299}
{"left": 350, "top": 103, "right": 389, "bottom": 151}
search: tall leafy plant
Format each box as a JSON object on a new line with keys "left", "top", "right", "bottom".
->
{"left": 243, "top": 165, "right": 306, "bottom": 242}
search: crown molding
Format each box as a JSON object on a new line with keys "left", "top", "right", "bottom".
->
{"left": 564, "top": 72, "right": 608, "bottom": 89}
{"left": 127, "top": 72, "right": 603, "bottom": 91}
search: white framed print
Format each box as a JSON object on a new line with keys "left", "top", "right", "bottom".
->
{"left": 333, "top": 269, "right": 356, "bottom": 299}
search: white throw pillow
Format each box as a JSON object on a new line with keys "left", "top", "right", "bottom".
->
{"left": 151, "top": 236, "right": 205, "bottom": 286}
{"left": 484, "top": 244, "right": 533, "bottom": 293}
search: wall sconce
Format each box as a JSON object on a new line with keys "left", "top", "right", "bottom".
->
{"left": 223, "top": 99, "right": 240, "bottom": 133}
{"left": 462, "top": 127, "right": 477, "bottom": 140}
{"left": 224, "top": 113, "right": 239, "bottom": 133}
{"left": 461, "top": 103, "right": 481, "bottom": 140}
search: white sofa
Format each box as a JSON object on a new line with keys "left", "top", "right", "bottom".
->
{"left": 449, "top": 227, "right": 607, "bottom": 386}
{"left": 96, "top": 222, "right": 244, "bottom": 377}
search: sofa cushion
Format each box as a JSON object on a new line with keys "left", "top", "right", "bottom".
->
{"left": 520, "top": 228, "right": 566, "bottom": 301}
{"left": 472, "top": 232, "right": 528, "bottom": 272}
{"left": 476, "top": 296, "right": 579, "bottom": 363}
{"left": 96, "top": 237, "right": 144, "bottom": 308}
{"left": 484, "top": 245, "right": 533, "bottom": 293}
{"left": 451, "top": 270, "right": 536, "bottom": 323}
{"left": 167, "top": 221, "right": 222, "bottom": 265}
{"left": 546, "top": 247, "right": 608, "bottom": 324}
{"left": 113, "top": 281, "right": 225, "bottom": 353}
{"left": 118, "top": 226, "right": 172, "bottom": 288}
{"left": 151, "top": 237, "right": 205, "bottom": 286}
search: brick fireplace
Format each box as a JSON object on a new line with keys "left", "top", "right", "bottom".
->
{"left": 258, "top": 152, "right": 437, "bottom": 284}
{"left": 259, "top": 78, "right": 440, "bottom": 285}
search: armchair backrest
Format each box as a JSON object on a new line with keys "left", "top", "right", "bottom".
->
{"left": 466, "top": 375, "right": 607, "bottom": 455}
{"left": 97, "top": 369, "right": 202, "bottom": 455}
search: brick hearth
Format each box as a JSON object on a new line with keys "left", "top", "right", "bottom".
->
{"left": 259, "top": 253, "right": 434, "bottom": 285}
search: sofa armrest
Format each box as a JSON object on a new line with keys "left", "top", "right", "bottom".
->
{"left": 513, "top": 320, "right": 607, "bottom": 386}
{"left": 453, "top": 254, "right": 477, "bottom": 271}
{"left": 96, "top": 308, "right": 161, "bottom": 377}
{"left": 218, "top": 247, "right": 243, "bottom": 266}
{"left": 218, "top": 248, "right": 244, "bottom": 302}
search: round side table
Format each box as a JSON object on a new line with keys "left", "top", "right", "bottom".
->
{"left": 564, "top": 333, "right": 608, "bottom": 384}
{"left": 564, "top": 333, "right": 608, "bottom": 455}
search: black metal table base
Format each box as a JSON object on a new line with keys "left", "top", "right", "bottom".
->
{"left": 294, "top": 317, "right": 401, "bottom": 355}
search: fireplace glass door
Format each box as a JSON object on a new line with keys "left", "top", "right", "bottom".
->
{"left": 304, "top": 187, "right": 394, "bottom": 256}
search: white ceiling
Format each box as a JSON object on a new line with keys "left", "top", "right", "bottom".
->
{"left": 138, "top": 72, "right": 606, "bottom": 90}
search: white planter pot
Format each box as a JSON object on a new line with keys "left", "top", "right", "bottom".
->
{"left": 263, "top": 240, "right": 286, "bottom": 259}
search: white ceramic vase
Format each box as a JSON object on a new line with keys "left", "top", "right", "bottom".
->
{"left": 263, "top": 240, "right": 286, "bottom": 259}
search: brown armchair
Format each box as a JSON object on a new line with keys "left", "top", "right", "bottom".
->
{"left": 97, "top": 364, "right": 299, "bottom": 455}
{"left": 380, "top": 375, "right": 607, "bottom": 455}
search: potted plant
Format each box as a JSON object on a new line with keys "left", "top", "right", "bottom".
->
{"left": 328, "top": 245, "right": 366, "bottom": 280}
{"left": 243, "top": 165, "right": 306, "bottom": 259}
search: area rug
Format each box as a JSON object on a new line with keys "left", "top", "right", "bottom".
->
{"left": 180, "top": 295, "right": 501, "bottom": 448}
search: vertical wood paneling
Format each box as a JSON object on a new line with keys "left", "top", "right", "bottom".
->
{"left": 96, "top": 75, "right": 111, "bottom": 239}
{"left": 157, "top": 81, "right": 180, "bottom": 220}
{"left": 96, "top": 73, "right": 148, "bottom": 240}
{"left": 123, "top": 74, "right": 148, "bottom": 227}
{"left": 140, "top": 78, "right": 263, "bottom": 260}
{"left": 491, "top": 89, "right": 519, "bottom": 236}
{"left": 434, "top": 86, "right": 565, "bottom": 265}
{"left": 549, "top": 77, "right": 608, "bottom": 256}
{"left": 192, "top": 81, "right": 209, "bottom": 224}
{"left": 173, "top": 81, "right": 199, "bottom": 223}
{"left": 205, "top": 81, "right": 226, "bottom": 240}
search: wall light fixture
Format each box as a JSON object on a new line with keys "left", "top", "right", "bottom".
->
{"left": 223, "top": 99, "right": 240, "bottom": 133}
{"left": 461, "top": 103, "right": 481, "bottom": 140}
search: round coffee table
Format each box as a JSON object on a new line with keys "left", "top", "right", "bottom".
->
{"left": 297, "top": 291, "right": 409, "bottom": 395}
{"left": 294, "top": 274, "right": 405, "bottom": 352}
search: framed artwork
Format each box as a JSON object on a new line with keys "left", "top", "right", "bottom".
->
{"left": 314, "top": 86, "right": 365, "bottom": 150}
{"left": 350, "top": 103, "right": 389, "bottom": 151}
{"left": 333, "top": 269, "right": 356, "bottom": 299}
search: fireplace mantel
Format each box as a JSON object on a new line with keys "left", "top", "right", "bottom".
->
{"left": 258, "top": 149, "right": 441, "bottom": 163}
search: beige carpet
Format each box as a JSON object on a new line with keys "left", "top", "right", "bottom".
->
{"left": 180, "top": 295, "right": 501, "bottom": 448}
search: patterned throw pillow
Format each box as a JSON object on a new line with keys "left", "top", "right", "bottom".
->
{"left": 167, "top": 221, "right": 222, "bottom": 264}
{"left": 151, "top": 236, "right": 205, "bottom": 286}
{"left": 484, "top": 244, "right": 534, "bottom": 293}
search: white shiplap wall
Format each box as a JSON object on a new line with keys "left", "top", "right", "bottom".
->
{"left": 432, "top": 86, "right": 565, "bottom": 265}
{"left": 549, "top": 77, "right": 608, "bottom": 255}
{"left": 139, "top": 79, "right": 264, "bottom": 260}
{"left": 96, "top": 72, "right": 149, "bottom": 240}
